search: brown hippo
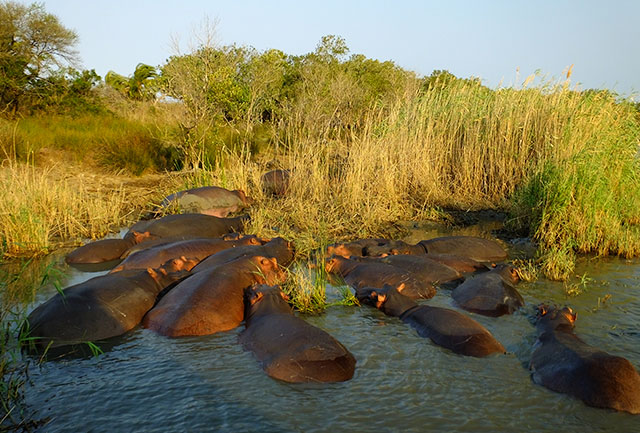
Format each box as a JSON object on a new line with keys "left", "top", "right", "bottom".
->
{"left": 121, "top": 232, "right": 248, "bottom": 258}
{"left": 110, "top": 236, "right": 265, "bottom": 273}
{"left": 26, "top": 257, "right": 198, "bottom": 349}
{"left": 530, "top": 305, "right": 640, "bottom": 414}
{"left": 240, "top": 285, "right": 356, "bottom": 383}
{"left": 191, "top": 237, "right": 295, "bottom": 272}
{"left": 143, "top": 256, "right": 286, "bottom": 337}
{"left": 261, "top": 169, "right": 290, "bottom": 197}
{"left": 126, "top": 214, "right": 248, "bottom": 240}
{"left": 158, "top": 186, "right": 253, "bottom": 217}
{"left": 325, "top": 238, "right": 392, "bottom": 258}
{"left": 421, "top": 253, "right": 488, "bottom": 274}
{"left": 374, "top": 255, "right": 463, "bottom": 286}
{"left": 420, "top": 236, "right": 507, "bottom": 262}
{"left": 370, "top": 236, "right": 507, "bottom": 263}
{"left": 360, "top": 284, "right": 505, "bottom": 357}
{"left": 65, "top": 231, "right": 154, "bottom": 266}
{"left": 325, "top": 255, "right": 436, "bottom": 299}
{"left": 451, "top": 264, "right": 523, "bottom": 317}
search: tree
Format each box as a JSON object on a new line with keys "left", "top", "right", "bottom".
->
{"left": 0, "top": 1, "right": 78, "bottom": 114}
{"left": 105, "top": 63, "right": 158, "bottom": 100}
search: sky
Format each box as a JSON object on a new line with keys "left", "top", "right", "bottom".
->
{"left": 38, "top": 0, "right": 640, "bottom": 99}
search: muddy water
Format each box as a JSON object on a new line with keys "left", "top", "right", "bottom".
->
{"left": 20, "top": 222, "right": 640, "bottom": 432}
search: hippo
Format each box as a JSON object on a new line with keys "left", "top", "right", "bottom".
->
{"left": 325, "top": 255, "right": 436, "bottom": 299}
{"left": 157, "top": 186, "right": 253, "bottom": 217}
{"left": 360, "top": 284, "right": 505, "bottom": 357}
{"left": 451, "top": 264, "right": 523, "bottom": 317}
{"left": 126, "top": 213, "right": 248, "bottom": 240}
{"left": 261, "top": 169, "right": 290, "bottom": 197}
{"left": 25, "top": 257, "right": 198, "bottom": 349}
{"left": 143, "top": 256, "right": 286, "bottom": 337}
{"left": 191, "top": 237, "right": 295, "bottom": 272}
{"left": 65, "top": 231, "right": 154, "bottom": 266}
{"left": 421, "top": 253, "right": 488, "bottom": 274}
{"left": 530, "top": 305, "right": 640, "bottom": 414}
{"left": 419, "top": 236, "right": 507, "bottom": 262}
{"left": 325, "top": 238, "right": 392, "bottom": 258}
{"left": 121, "top": 232, "right": 248, "bottom": 258}
{"left": 110, "top": 236, "right": 265, "bottom": 273}
{"left": 374, "top": 255, "right": 463, "bottom": 286}
{"left": 240, "top": 285, "right": 356, "bottom": 383}
{"left": 369, "top": 236, "right": 507, "bottom": 263}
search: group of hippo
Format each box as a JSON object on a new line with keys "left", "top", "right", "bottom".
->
{"left": 24, "top": 182, "right": 640, "bottom": 415}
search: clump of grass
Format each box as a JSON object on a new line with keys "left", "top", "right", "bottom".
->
{"left": 281, "top": 263, "right": 328, "bottom": 314}
{"left": 511, "top": 259, "right": 539, "bottom": 283}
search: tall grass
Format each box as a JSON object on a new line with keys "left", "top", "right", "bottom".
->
{"left": 0, "top": 160, "right": 136, "bottom": 258}
{"left": 179, "top": 79, "right": 640, "bottom": 280}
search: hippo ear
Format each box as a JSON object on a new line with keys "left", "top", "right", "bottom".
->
{"left": 538, "top": 305, "right": 548, "bottom": 316}
{"left": 396, "top": 283, "right": 406, "bottom": 293}
{"left": 369, "top": 290, "right": 378, "bottom": 300}
{"left": 280, "top": 291, "right": 290, "bottom": 302}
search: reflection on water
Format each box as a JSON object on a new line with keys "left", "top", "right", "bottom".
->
{"left": 16, "top": 225, "right": 640, "bottom": 432}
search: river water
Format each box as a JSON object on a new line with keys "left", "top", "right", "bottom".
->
{"left": 17, "top": 222, "right": 640, "bottom": 432}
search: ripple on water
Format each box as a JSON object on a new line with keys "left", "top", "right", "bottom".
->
{"left": 21, "top": 255, "right": 640, "bottom": 433}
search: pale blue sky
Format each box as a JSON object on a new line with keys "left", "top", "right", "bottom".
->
{"left": 39, "top": 0, "right": 639, "bottom": 98}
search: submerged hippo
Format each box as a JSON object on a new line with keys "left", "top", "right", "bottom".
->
{"left": 325, "top": 238, "right": 391, "bottom": 258}
{"left": 143, "top": 256, "right": 286, "bottom": 337}
{"left": 420, "top": 236, "right": 507, "bottom": 262}
{"left": 240, "top": 285, "right": 356, "bottom": 383}
{"left": 191, "top": 237, "right": 295, "bottom": 272}
{"left": 126, "top": 214, "right": 248, "bottom": 240}
{"left": 360, "top": 284, "right": 505, "bottom": 357}
{"left": 121, "top": 232, "right": 248, "bottom": 258}
{"left": 451, "top": 264, "right": 524, "bottom": 317}
{"left": 372, "top": 236, "right": 507, "bottom": 263}
{"left": 26, "top": 257, "right": 198, "bottom": 349}
{"left": 261, "top": 169, "right": 290, "bottom": 197}
{"left": 375, "top": 255, "right": 463, "bottom": 286}
{"left": 530, "top": 305, "right": 640, "bottom": 414}
{"left": 158, "top": 186, "right": 253, "bottom": 217}
{"left": 110, "top": 236, "right": 265, "bottom": 273}
{"left": 325, "top": 255, "right": 436, "bottom": 299}
{"left": 65, "top": 231, "right": 154, "bottom": 266}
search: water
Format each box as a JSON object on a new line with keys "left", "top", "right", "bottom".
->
{"left": 18, "top": 224, "right": 640, "bottom": 432}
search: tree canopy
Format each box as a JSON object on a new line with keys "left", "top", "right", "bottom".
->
{"left": 0, "top": 1, "right": 79, "bottom": 113}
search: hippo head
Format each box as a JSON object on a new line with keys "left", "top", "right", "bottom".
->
{"left": 362, "top": 284, "right": 415, "bottom": 317}
{"left": 250, "top": 256, "right": 286, "bottom": 285}
{"left": 244, "top": 284, "right": 291, "bottom": 318}
{"left": 325, "top": 256, "right": 346, "bottom": 274}
{"left": 160, "top": 256, "right": 199, "bottom": 273}
{"left": 493, "top": 264, "right": 520, "bottom": 285}
{"left": 234, "top": 189, "right": 254, "bottom": 206}
{"left": 326, "top": 244, "right": 358, "bottom": 258}
{"left": 535, "top": 304, "right": 577, "bottom": 333}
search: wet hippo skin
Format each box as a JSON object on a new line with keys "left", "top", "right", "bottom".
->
{"left": 240, "top": 284, "right": 356, "bottom": 383}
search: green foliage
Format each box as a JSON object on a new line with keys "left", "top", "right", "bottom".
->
{"left": 0, "top": 1, "right": 78, "bottom": 115}
{"left": 105, "top": 63, "right": 157, "bottom": 101}
{"left": 509, "top": 93, "right": 640, "bottom": 279}
{"left": 23, "top": 67, "right": 104, "bottom": 115}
